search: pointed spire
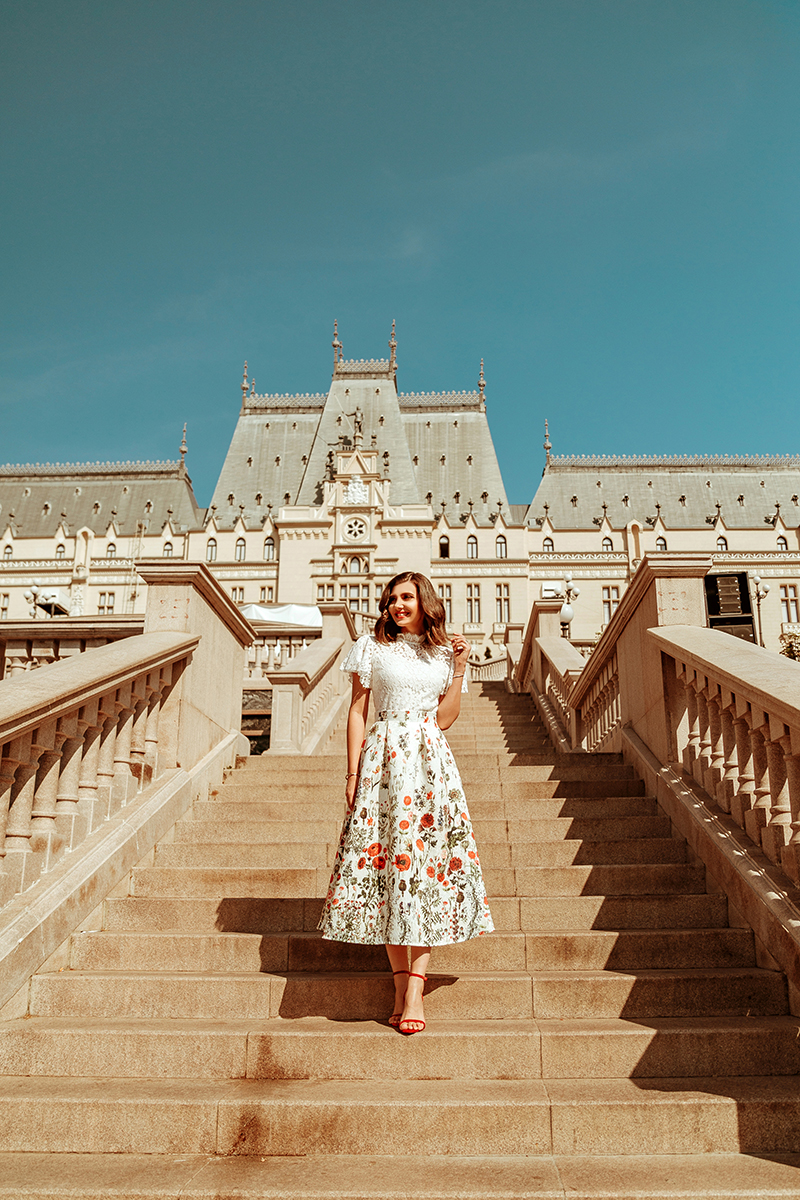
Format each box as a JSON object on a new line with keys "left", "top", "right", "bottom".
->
{"left": 389, "top": 319, "right": 397, "bottom": 376}
{"left": 478, "top": 358, "right": 485, "bottom": 404}
{"left": 250, "top": 376, "right": 256, "bottom": 396}
{"left": 332, "top": 320, "right": 343, "bottom": 373}
{"left": 179, "top": 423, "right": 188, "bottom": 468}
{"left": 241, "top": 361, "right": 249, "bottom": 402}
{"left": 543, "top": 418, "right": 552, "bottom": 465}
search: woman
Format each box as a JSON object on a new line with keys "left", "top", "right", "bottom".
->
{"left": 318, "top": 571, "right": 494, "bottom": 1034}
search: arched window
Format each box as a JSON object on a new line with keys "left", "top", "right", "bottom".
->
{"left": 602, "top": 537, "right": 613, "bottom": 552}
{"left": 235, "top": 537, "right": 246, "bottom": 562}
{"left": 439, "top": 536, "right": 450, "bottom": 559}
{"left": 656, "top": 536, "right": 668, "bottom": 551}
{"left": 206, "top": 539, "right": 217, "bottom": 562}
{"left": 263, "top": 537, "right": 275, "bottom": 561}
{"left": 716, "top": 536, "right": 728, "bottom": 551}
{"left": 2, "top": 545, "right": 12, "bottom": 559}
{"left": 106, "top": 543, "right": 116, "bottom": 559}
{"left": 495, "top": 535, "right": 507, "bottom": 559}
{"left": 778, "top": 535, "right": 788, "bottom": 551}
{"left": 352, "top": 557, "right": 365, "bottom": 573}
{"left": 467, "top": 535, "right": 478, "bottom": 559}
{"left": 543, "top": 537, "right": 554, "bottom": 552}
{"left": 163, "top": 542, "right": 173, "bottom": 558}
{"left": 55, "top": 544, "right": 65, "bottom": 559}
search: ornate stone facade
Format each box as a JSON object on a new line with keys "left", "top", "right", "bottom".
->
{"left": 0, "top": 332, "right": 797, "bottom": 655}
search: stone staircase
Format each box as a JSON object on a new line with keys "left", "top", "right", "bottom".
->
{"left": 2, "top": 681, "right": 800, "bottom": 1197}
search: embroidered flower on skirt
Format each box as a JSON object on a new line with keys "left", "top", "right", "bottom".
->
{"left": 319, "top": 709, "right": 494, "bottom": 946}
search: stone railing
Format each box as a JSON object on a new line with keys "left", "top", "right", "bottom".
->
{"left": 0, "top": 631, "right": 194, "bottom": 907}
{"left": 0, "top": 561, "right": 254, "bottom": 1012}
{"left": 246, "top": 630, "right": 320, "bottom": 677}
{"left": 0, "top": 617, "right": 144, "bottom": 680}
{"left": 653, "top": 626, "right": 800, "bottom": 883}
{"left": 468, "top": 654, "right": 508, "bottom": 682}
{"left": 512, "top": 551, "right": 800, "bottom": 1011}
{"left": 265, "top": 603, "right": 357, "bottom": 755}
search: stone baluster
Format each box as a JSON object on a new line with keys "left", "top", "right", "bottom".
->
{"left": 681, "top": 673, "right": 701, "bottom": 775}
{"left": 29, "top": 717, "right": 65, "bottom": 871}
{"left": 693, "top": 684, "right": 712, "bottom": 788}
{"left": 4, "top": 728, "right": 50, "bottom": 894}
{"left": 54, "top": 713, "right": 84, "bottom": 850}
{"left": 743, "top": 717, "right": 771, "bottom": 849}
{"left": 144, "top": 666, "right": 170, "bottom": 784}
{"left": 129, "top": 674, "right": 150, "bottom": 788}
{"left": 731, "top": 710, "right": 756, "bottom": 829}
{"left": 111, "top": 681, "right": 136, "bottom": 809}
{"left": 716, "top": 701, "right": 738, "bottom": 814}
{"left": 77, "top": 697, "right": 103, "bottom": 834}
{"left": 703, "top": 692, "right": 725, "bottom": 800}
{"left": 0, "top": 738, "right": 24, "bottom": 854}
{"left": 781, "top": 745, "right": 800, "bottom": 884}
{"left": 762, "top": 729, "right": 792, "bottom": 866}
{"left": 95, "top": 692, "right": 121, "bottom": 821}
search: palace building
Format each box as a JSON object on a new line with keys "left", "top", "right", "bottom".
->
{"left": 1, "top": 326, "right": 798, "bottom": 655}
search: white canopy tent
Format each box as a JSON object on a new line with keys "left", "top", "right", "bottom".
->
{"left": 238, "top": 603, "right": 323, "bottom": 628}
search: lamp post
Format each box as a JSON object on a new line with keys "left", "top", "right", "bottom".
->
{"left": 751, "top": 574, "right": 770, "bottom": 648}
{"left": 560, "top": 573, "right": 580, "bottom": 639}
{"left": 22, "top": 583, "right": 40, "bottom": 619}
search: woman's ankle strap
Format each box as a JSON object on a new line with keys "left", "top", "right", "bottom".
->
{"left": 408, "top": 972, "right": 427, "bottom": 980}
{"left": 392, "top": 969, "right": 409, "bottom": 976}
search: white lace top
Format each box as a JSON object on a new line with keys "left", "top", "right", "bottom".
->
{"left": 341, "top": 633, "right": 468, "bottom": 712}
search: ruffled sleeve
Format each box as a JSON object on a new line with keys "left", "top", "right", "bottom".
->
{"left": 445, "top": 649, "right": 469, "bottom": 694}
{"left": 340, "top": 634, "right": 375, "bottom": 689}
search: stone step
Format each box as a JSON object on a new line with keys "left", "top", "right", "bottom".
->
{"left": 2, "top": 1075, "right": 798, "bottom": 1156}
{"left": 3, "top": 1015, "right": 798, "bottom": 1083}
{"left": 105, "top": 891, "right": 730, "bottom": 934}
{"left": 30, "top": 967, "right": 786, "bottom": 1022}
{"left": 152, "top": 843, "right": 335, "bottom": 870}
{"left": 482, "top": 863, "right": 707, "bottom": 897}
{"left": 67, "top": 927, "right": 755, "bottom": 975}
{"left": 131, "top": 866, "right": 329, "bottom": 898}
{"left": 174, "top": 818, "right": 343, "bottom": 843}
{"left": 2, "top": 1150, "right": 799, "bottom": 1199}
{"left": 217, "top": 780, "right": 646, "bottom": 803}
{"left": 209, "top": 794, "right": 658, "bottom": 820}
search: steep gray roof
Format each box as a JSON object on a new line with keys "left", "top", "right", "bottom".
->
{"left": 528, "top": 455, "right": 800, "bottom": 531}
{"left": 0, "top": 461, "right": 202, "bottom": 537}
{"left": 402, "top": 407, "right": 508, "bottom": 510}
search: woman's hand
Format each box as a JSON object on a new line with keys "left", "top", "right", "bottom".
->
{"left": 450, "top": 635, "right": 470, "bottom": 674}
{"left": 345, "top": 774, "right": 359, "bottom": 811}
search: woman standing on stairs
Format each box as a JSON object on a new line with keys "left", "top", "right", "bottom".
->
{"left": 319, "top": 571, "right": 494, "bottom": 1034}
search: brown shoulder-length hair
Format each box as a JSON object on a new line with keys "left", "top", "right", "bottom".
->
{"left": 374, "top": 572, "right": 448, "bottom": 648}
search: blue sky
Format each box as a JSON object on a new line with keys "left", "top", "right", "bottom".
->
{"left": 1, "top": 0, "right": 798, "bottom": 504}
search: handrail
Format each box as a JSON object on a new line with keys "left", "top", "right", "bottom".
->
{"left": 0, "top": 632, "right": 198, "bottom": 909}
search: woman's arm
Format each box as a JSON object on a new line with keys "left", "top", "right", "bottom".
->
{"left": 345, "top": 675, "right": 370, "bottom": 810}
{"left": 436, "top": 638, "right": 470, "bottom": 731}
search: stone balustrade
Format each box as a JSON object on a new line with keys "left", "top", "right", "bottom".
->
{"left": 0, "top": 617, "right": 145, "bottom": 680}
{"left": 0, "top": 561, "right": 254, "bottom": 1011}
{"left": 651, "top": 625, "right": 800, "bottom": 883}
{"left": 0, "top": 631, "right": 195, "bottom": 908}
{"left": 245, "top": 630, "right": 320, "bottom": 677}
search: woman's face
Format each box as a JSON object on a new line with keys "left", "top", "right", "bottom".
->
{"left": 387, "top": 580, "right": 424, "bottom": 634}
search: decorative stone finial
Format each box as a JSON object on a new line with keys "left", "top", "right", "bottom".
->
{"left": 241, "top": 362, "right": 249, "bottom": 401}
{"left": 332, "top": 320, "right": 343, "bottom": 371}
{"left": 478, "top": 359, "right": 485, "bottom": 404}
{"left": 179, "top": 423, "right": 187, "bottom": 467}
{"left": 543, "top": 419, "right": 552, "bottom": 465}
{"left": 389, "top": 319, "right": 397, "bottom": 375}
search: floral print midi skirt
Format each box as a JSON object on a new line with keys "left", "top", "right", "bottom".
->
{"left": 319, "top": 709, "right": 495, "bottom": 946}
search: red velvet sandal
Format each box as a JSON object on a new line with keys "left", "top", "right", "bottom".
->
{"left": 388, "top": 969, "right": 408, "bottom": 1028}
{"left": 399, "top": 972, "right": 427, "bottom": 1035}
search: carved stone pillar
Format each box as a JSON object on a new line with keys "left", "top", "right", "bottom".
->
{"left": 762, "top": 731, "right": 792, "bottom": 865}
{"left": 744, "top": 720, "right": 771, "bottom": 849}
{"left": 717, "top": 703, "right": 738, "bottom": 814}
{"left": 703, "top": 693, "right": 725, "bottom": 800}
{"left": 781, "top": 750, "right": 800, "bottom": 884}
{"left": 77, "top": 697, "right": 103, "bottom": 834}
{"left": 111, "top": 681, "right": 136, "bottom": 809}
{"left": 54, "top": 712, "right": 84, "bottom": 850}
{"left": 693, "top": 686, "right": 711, "bottom": 787}
{"left": 682, "top": 676, "right": 701, "bottom": 775}
{"left": 731, "top": 712, "right": 755, "bottom": 829}
{"left": 129, "top": 675, "right": 150, "bottom": 788}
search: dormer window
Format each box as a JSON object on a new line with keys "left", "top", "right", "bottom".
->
{"left": 235, "top": 537, "right": 246, "bottom": 562}
{"left": 263, "top": 537, "right": 275, "bottom": 561}
{"left": 602, "top": 537, "right": 613, "bottom": 552}
{"left": 716, "top": 536, "right": 728, "bottom": 551}
{"left": 2, "top": 546, "right": 11, "bottom": 559}
{"left": 106, "top": 543, "right": 116, "bottom": 558}
{"left": 439, "top": 536, "right": 450, "bottom": 559}
{"left": 206, "top": 538, "right": 217, "bottom": 562}
{"left": 55, "top": 544, "right": 65, "bottom": 559}
{"left": 163, "top": 542, "right": 173, "bottom": 557}
{"left": 495, "top": 535, "right": 507, "bottom": 559}
{"left": 656, "top": 536, "right": 667, "bottom": 551}
{"left": 467, "top": 535, "right": 478, "bottom": 559}
{"left": 543, "top": 537, "right": 554, "bottom": 552}
{"left": 778, "top": 535, "right": 789, "bottom": 551}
